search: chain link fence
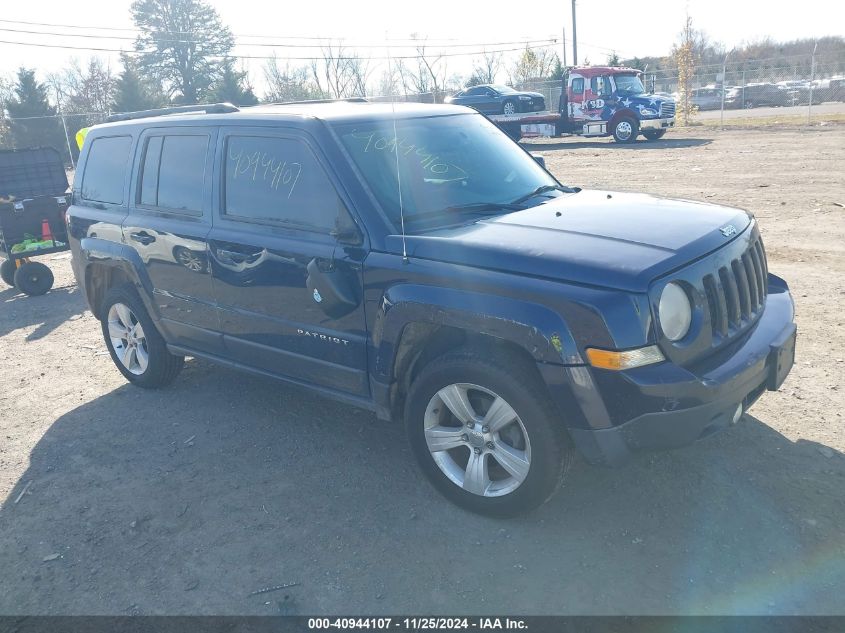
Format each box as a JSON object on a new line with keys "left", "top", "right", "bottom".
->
{"left": 514, "top": 48, "right": 845, "bottom": 123}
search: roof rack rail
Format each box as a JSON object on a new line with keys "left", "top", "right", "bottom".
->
{"left": 106, "top": 102, "right": 239, "bottom": 123}
{"left": 264, "top": 97, "right": 369, "bottom": 106}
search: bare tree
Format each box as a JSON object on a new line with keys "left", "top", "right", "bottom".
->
{"left": 508, "top": 46, "right": 556, "bottom": 86}
{"left": 673, "top": 14, "right": 698, "bottom": 125}
{"left": 467, "top": 50, "right": 503, "bottom": 86}
{"left": 263, "top": 56, "right": 323, "bottom": 102}
{"left": 397, "top": 35, "right": 449, "bottom": 102}
{"left": 310, "top": 41, "right": 372, "bottom": 99}
{"left": 48, "top": 58, "right": 116, "bottom": 116}
{"left": 376, "top": 66, "right": 402, "bottom": 98}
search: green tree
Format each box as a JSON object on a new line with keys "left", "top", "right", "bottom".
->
{"left": 210, "top": 59, "right": 258, "bottom": 106}
{"left": 131, "top": 0, "right": 234, "bottom": 104}
{"left": 5, "top": 68, "right": 67, "bottom": 157}
{"left": 0, "top": 74, "right": 14, "bottom": 148}
{"left": 549, "top": 56, "right": 565, "bottom": 80}
{"left": 112, "top": 53, "right": 162, "bottom": 113}
{"left": 607, "top": 51, "right": 621, "bottom": 66}
{"left": 509, "top": 47, "right": 557, "bottom": 85}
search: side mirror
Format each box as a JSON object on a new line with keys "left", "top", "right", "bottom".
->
{"left": 596, "top": 77, "right": 605, "bottom": 94}
{"left": 532, "top": 154, "right": 546, "bottom": 169}
{"left": 306, "top": 257, "right": 359, "bottom": 319}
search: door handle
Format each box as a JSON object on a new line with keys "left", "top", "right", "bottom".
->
{"left": 129, "top": 231, "right": 156, "bottom": 245}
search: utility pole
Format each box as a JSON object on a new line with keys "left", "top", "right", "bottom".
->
{"left": 571, "top": 0, "right": 578, "bottom": 66}
{"left": 562, "top": 27, "right": 567, "bottom": 67}
{"left": 808, "top": 41, "right": 818, "bottom": 124}
{"left": 720, "top": 50, "right": 731, "bottom": 128}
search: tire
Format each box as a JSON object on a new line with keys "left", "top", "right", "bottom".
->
{"left": 404, "top": 349, "right": 572, "bottom": 517}
{"left": 1, "top": 259, "right": 16, "bottom": 287}
{"left": 642, "top": 129, "right": 666, "bottom": 141}
{"left": 612, "top": 117, "right": 639, "bottom": 143}
{"left": 100, "top": 284, "right": 184, "bottom": 388}
{"left": 502, "top": 99, "right": 517, "bottom": 116}
{"left": 13, "top": 261, "right": 53, "bottom": 296}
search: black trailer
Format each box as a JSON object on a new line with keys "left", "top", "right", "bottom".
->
{"left": 0, "top": 147, "right": 70, "bottom": 296}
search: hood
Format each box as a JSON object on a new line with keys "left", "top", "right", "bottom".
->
{"left": 388, "top": 190, "right": 752, "bottom": 292}
{"left": 521, "top": 91, "right": 545, "bottom": 99}
{"left": 618, "top": 94, "right": 672, "bottom": 109}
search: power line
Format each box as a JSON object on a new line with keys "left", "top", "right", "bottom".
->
{"left": 0, "top": 37, "right": 556, "bottom": 61}
{"left": 0, "top": 17, "right": 545, "bottom": 46}
{"left": 0, "top": 26, "right": 556, "bottom": 50}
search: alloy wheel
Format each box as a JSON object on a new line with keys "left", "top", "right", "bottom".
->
{"left": 107, "top": 302, "right": 149, "bottom": 375}
{"left": 423, "top": 383, "right": 531, "bottom": 497}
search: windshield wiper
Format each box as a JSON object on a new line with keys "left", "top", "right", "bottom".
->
{"left": 441, "top": 201, "right": 526, "bottom": 214}
{"left": 511, "top": 184, "right": 572, "bottom": 205}
{"left": 407, "top": 201, "right": 526, "bottom": 226}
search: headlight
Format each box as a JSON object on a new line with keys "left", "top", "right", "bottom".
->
{"left": 640, "top": 108, "right": 658, "bottom": 117}
{"left": 659, "top": 282, "right": 692, "bottom": 341}
{"left": 518, "top": 95, "right": 532, "bottom": 101}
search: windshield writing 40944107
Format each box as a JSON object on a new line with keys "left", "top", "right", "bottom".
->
{"left": 228, "top": 147, "right": 303, "bottom": 199}
{"left": 350, "top": 129, "right": 468, "bottom": 182}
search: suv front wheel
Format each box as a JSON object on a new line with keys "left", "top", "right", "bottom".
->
{"left": 405, "top": 349, "right": 572, "bottom": 516}
{"left": 100, "top": 284, "right": 184, "bottom": 388}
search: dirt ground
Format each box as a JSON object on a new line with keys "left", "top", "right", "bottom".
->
{"left": 1, "top": 125, "right": 844, "bottom": 615}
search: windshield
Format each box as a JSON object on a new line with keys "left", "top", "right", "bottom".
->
{"left": 614, "top": 74, "right": 646, "bottom": 96}
{"left": 333, "top": 114, "right": 560, "bottom": 231}
{"left": 492, "top": 84, "right": 517, "bottom": 94}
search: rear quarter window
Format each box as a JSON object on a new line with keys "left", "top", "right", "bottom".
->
{"left": 81, "top": 135, "right": 132, "bottom": 204}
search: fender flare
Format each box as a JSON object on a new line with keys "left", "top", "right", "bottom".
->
{"left": 607, "top": 108, "right": 639, "bottom": 130}
{"left": 80, "top": 237, "right": 159, "bottom": 320}
{"left": 371, "top": 284, "right": 583, "bottom": 383}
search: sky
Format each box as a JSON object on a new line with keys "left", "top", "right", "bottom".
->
{"left": 0, "top": 0, "right": 843, "bottom": 97}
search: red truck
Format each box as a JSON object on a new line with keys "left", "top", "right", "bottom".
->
{"left": 489, "top": 66, "right": 676, "bottom": 143}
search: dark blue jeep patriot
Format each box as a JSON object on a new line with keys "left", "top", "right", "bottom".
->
{"left": 67, "top": 101, "right": 796, "bottom": 516}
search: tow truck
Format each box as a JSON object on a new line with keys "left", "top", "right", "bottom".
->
{"left": 489, "top": 66, "right": 676, "bottom": 143}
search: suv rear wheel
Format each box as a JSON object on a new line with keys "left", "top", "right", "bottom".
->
{"left": 101, "top": 284, "right": 184, "bottom": 388}
{"left": 405, "top": 349, "right": 572, "bottom": 516}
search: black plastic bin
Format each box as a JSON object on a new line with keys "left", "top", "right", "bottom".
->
{"left": 0, "top": 147, "right": 70, "bottom": 296}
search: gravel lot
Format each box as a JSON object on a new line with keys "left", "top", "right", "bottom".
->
{"left": 1, "top": 125, "right": 844, "bottom": 615}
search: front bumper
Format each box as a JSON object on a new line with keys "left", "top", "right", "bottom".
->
{"left": 640, "top": 117, "right": 675, "bottom": 130}
{"left": 569, "top": 275, "right": 796, "bottom": 467}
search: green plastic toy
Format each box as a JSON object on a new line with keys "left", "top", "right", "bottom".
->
{"left": 10, "top": 233, "right": 65, "bottom": 254}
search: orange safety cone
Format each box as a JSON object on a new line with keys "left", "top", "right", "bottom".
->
{"left": 41, "top": 218, "right": 53, "bottom": 242}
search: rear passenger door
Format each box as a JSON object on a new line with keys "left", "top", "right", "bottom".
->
{"left": 123, "top": 126, "right": 222, "bottom": 352}
{"left": 208, "top": 128, "right": 369, "bottom": 397}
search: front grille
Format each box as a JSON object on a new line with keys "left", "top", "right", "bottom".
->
{"left": 660, "top": 102, "right": 676, "bottom": 118}
{"left": 701, "top": 236, "right": 768, "bottom": 340}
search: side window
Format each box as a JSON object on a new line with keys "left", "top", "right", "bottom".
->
{"left": 571, "top": 78, "right": 584, "bottom": 95}
{"left": 139, "top": 136, "right": 162, "bottom": 206}
{"left": 591, "top": 77, "right": 611, "bottom": 97}
{"left": 223, "top": 135, "right": 340, "bottom": 233}
{"left": 138, "top": 134, "right": 208, "bottom": 214}
{"left": 81, "top": 136, "right": 132, "bottom": 204}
